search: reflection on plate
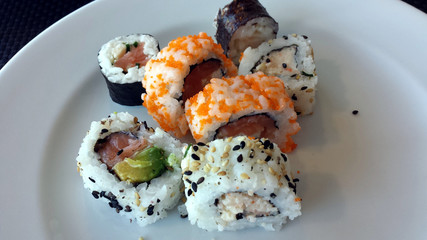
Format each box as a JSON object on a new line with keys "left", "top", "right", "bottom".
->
{"left": 1, "top": 0, "right": 427, "bottom": 239}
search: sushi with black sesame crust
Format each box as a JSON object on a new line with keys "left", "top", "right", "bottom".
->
{"left": 76, "top": 112, "right": 186, "bottom": 226}
{"left": 239, "top": 34, "right": 318, "bottom": 115}
{"left": 215, "top": 0, "right": 278, "bottom": 66}
{"left": 98, "top": 34, "right": 160, "bottom": 106}
{"left": 181, "top": 136, "right": 301, "bottom": 231}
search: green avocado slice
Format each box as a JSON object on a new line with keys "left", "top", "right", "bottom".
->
{"left": 113, "top": 146, "right": 166, "bottom": 183}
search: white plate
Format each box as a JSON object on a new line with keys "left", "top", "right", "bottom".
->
{"left": 1, "top": 0, "right": 427, "bottom": 239}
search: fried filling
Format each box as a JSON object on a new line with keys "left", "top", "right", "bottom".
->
{"left": 217, "top": 192, "right": 279, "bottom": 223}
{"left": 182, "top": 59, "right": 223, "bottom": 102}
{"left": 254, "top": 45, "right": 299, "bottom": 77}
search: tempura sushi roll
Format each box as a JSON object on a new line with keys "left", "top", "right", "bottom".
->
{"left": 215, "top": 0, "right": 278, "bottom": 66}
{"left": 76, "top": 112, "right": 185, "bottom": 226}
{"left": 142, "top": 32, "right": 237, "bottom": 138}
{"left": 181, "top": 136, "right": 301, "bottom": 231}
{"left": 98, "top": 34, "right": 160, "bottom": 106}
{"left": 239, "top": 34, "right": 318, "bottom": 115}
{"left": 185, "top": 72, "right": 300, "bottom": 153}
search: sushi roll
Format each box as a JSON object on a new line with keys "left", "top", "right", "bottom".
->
{"left": 239, "top": 34, "right": 318, "bottom": 115}
{"left": 98, "top": 34, "right": 160, "bottom": 106}
{"left": 215, "top": 0, "right": 278, "bottom": 66}
{"left": 185, "top": 72, "right": 300, "bottom": 153}
{"left": 142, "top": 32, "right": 237, "bottom": 138}
{"left": 181, "top": 136, "right": 302, "bottom": 231}
{"left": 76, "top": 112, "right": 185, "bottom": 226}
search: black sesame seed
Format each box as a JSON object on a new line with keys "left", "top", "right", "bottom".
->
{"left": 288, "top": 182, "right": 296, "bottom": 190}
{"left": 269, "top": 143, "right": 274, "bottom": 149}
{"left": 185, "top": 179, "right": 192, "bottom": 184}
{"left": 191, "top": 182, "right": 198, "bottom": 192}
{"left": 282, "top": 63, "right": 287, "bottom": 68}
{"left": 303, "top": 35, "right": 308, "bottom": 39}
{"left": 88, "top": 177, "right": 96, "bottom": 183}
{"left": 147, "top": 205, "right": 154, "bottom": 216}
{"left": 236, "top": 213, "right": 244, "bottom": 220}
{"left": 117, "top": 149, "right": 123, "bottom": 155}
{"left": 125, "top": 205, "right": 132, "bottom": 212}
{"left": 237, "top": 154, "right": 243, "bottom": 162}
{"left": 187, "top": 189, "right": 193, "bottom": 197}
{"left": 232, "top": 145, "right": 241, "bottom": 151}
{"left": 184, "top": 170, "right": 193, "bottom": 176}
{"left": 214, "top": 198, "right": 219, "bottom": 206}
{"left": 292, "top": 94, "right": 298, "bottom": 101}
{"left": 352, "top": 110, "right": 359, "bottom": 115}
{"left": 157, "top": 199, "right": 161, "bottom": 203}
{"left": 265, "top": 156, "right": 272, "bottom": 162}
{"left": 266, "top": 58, "right": 271, "bottom": 63}
{"left": 180, "top": 214, "right": 188, "bottom": 218}
{"left": 263, "top": 140, "right": 271, "bottom": 149}
{"left": 291, "top": 74, "right": 297, "bottom": 78}
{"left": 281, "top": 153, "right": 288, "bottom": 162}
{"left": 249, "top": 149, "right": 255, "bottom": 158}
{"left": 192, "top": 145, "right": 199, "bottom": 151}
{"left": 270, "top": 193, "right": 277, "bottom": 198}
{"left": 197, "top": 177, "right": 205, "bottom": 184}
{"left": 296, "top": 112, "right": 301, "bottom": 115}
{"left": 101, "top": 128, "right": 108, "bottom": 134}
{"left": 293, "top": 178, "right": 300, "bottom": 182}
{"left": 92, "top": 191, "right": 100, "bottom": 199}
{"left": 285, "top": 175, "right": 291, "bottom": 181}
{"left": 283, "top": 35, "right": 288, "bottom": 40}
{"left": 100, "top": 191, "right": 106, "bottom": 198}
{"left": 197, "top": 142, "right": 206, "bottom": 146}
{"left": 240, "top": 141, "right": 246, "bottom": 149}
{"left": 300, "top": 86, "right": 308, "bottom": 90}
{"left": 119, "top": 189, "right": 124, "bottom": 193}
{"left": 191, "top": 154, "right": 200, "bottom": 160}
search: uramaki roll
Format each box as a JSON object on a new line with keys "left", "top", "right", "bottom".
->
{"left": 185, "top": 72, "right": 300, "bottom": 153}
{"left": 142, "top": 32, "right": 237, "bottom": 138}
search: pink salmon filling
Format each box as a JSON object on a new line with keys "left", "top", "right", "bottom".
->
{"left": 94, "top": 132, "right": 148, "bottom": 169}
{"left": 113, "top": 43, "right": 149, "bottom": 71}
{"left": 215, "top": 114, "right": 277, "bottom": 140}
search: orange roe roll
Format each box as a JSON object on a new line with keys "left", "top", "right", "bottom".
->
{"left": 142, "top": 32, "right": 237, "bottom": 138}
{"left": 184, "top": 72, "right": 300, "bottom": 153}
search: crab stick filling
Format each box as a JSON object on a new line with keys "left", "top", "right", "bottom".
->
{"left": 182, "top": 59, "right": 223, "bottom": 102}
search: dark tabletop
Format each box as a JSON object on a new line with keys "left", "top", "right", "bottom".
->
{"left": 0, "top": 0, "right": 426, "bottom": 70}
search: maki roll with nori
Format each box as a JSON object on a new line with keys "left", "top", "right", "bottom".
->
{"left": 142, "top": 32, "right": 237, "bottom": 138}
{"left": 185, "top": 72, "right": 300, "bottom": 153}
{"left": 215, "top": 0, "right": 278, "bottom": 65}
{"left": 181, "top": 136, "right": 301, "bottom": 231}
{"left": 76, "top": 112, "right": 185, "bottom": 226}
{"left": 239, "top": 34, "right": 318, "bottom": 115}
{"left": 98, "top": 34, "right": 160, "bottom": 106}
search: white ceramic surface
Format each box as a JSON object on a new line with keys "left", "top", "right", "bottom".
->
{"left": 1, "top": 0, "right": 427, "bottom": 239}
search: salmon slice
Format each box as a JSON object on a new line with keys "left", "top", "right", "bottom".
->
{"left": 113, "top": 43, "right": 149, "bottom": 71}
{"left": 215, "top": 114, "right": 277, "bottom": 140}
{"left": 182, "top": 59, "right": 222, "bottom": 102}
{"left": 94, "top": 132, "right": 148, "bottom": 169}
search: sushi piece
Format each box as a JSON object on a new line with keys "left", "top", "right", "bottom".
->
{"left": 215, "top": 0, "right": 278, "bottom": 66}
{"left": 98, "top": 34, "right": 160, "bottom": 106}
{"left": 181, "top": 136, "right": 302, "bottom": 231}
{"left": 239, "top": 34, "right": 318, "bottom": 115}
{"left": 76, "top": 112, "right": 185, "bottom": 226}
{"left": 185, "top": 72, "right": 300, "bottom": 153}
{"left": 142, "top": 32, "right": 237, "bottom": 138}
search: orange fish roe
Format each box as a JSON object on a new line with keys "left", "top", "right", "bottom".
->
{"left": 142, "top": 32, "right": 237, "bottom": 137}
{"left": 185, "top": 72, "right": 300, "bottom": 153}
